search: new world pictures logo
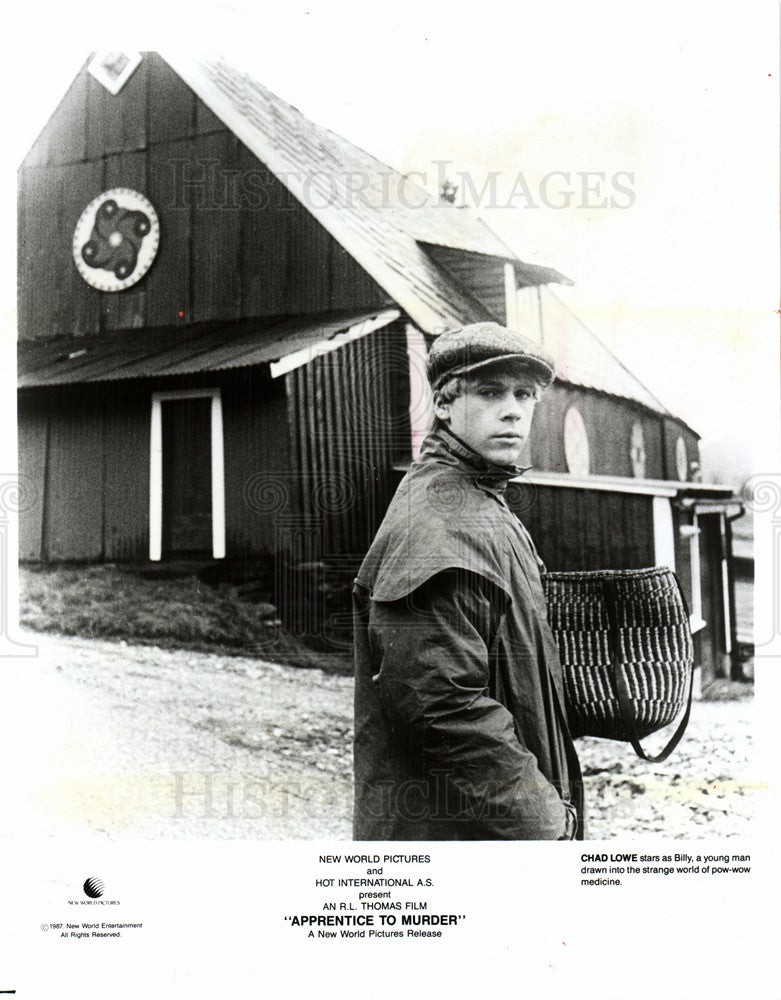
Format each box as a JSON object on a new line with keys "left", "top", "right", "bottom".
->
{"left": 83, "top": 877, "right": 104, "bottom": 899}
{"left": 67, "top": 876, "right": 119, "bottom": 906}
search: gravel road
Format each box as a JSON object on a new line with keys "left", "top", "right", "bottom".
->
{"left": 4, "top": 631, "right": 760, "bottom": 841}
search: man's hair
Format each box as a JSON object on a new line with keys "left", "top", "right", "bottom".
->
{"left": 430, "top": 366, "right": 547, "bottom": 430}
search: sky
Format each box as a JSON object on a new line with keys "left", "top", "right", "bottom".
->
{"left": 2, "top": 2, "right": 778, "bottom": 473}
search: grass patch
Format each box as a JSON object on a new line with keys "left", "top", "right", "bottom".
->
{"left": 19, "top": 564, "right": 353, "bottom": 675}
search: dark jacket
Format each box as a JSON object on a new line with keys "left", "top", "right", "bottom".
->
{"left": 353, "top": 428, "right": 583, "bottom": 840}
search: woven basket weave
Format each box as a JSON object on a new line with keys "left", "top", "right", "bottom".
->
{"left": 542, "top": 567, "right": 693, "bottom": 745}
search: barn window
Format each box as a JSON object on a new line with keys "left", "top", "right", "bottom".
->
{"left": 88, "top": 51, "right": 142, "bottom": 94}
{"left": 149, "top": 389, "right": 225, "bottom": 562}
{"left": 563, "top": 406, "right": 590, "bottom": 477}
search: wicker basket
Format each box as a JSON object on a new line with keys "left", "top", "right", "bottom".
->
{"left": 542, "top": 567, "right": 694, "bottom": 761}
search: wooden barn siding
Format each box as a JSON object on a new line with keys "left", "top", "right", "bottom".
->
{"left": 17, "top": 397, "right": 48, "bottom": 561}
{"left": 18, "top": 386, "right": 149, "bottom": 561}
{"left": 221, "top": 367, "right": 293, "bottom": 558}
{"left": 145, "top": 133, "right": 199, "bottom": 327}
{"left": 287, "top": 326, "right": 403, "bottom": 561}
{"left": 18, "top": 159, "right": 104, "bottom": 339}
{"left": 19, "top": 368, "right": 302, "bottom": 563}
{"left": 662, "top": 417, "right": 700, "bottom": 481}
{"left": 529, "top": 384, "right": 665, "bottom": 479}
{"left": 102, "top": 388, "right": 151, "bottom": 561}
{"left": 510, "top": 486, "right": 655, "bottom": 571}
{"left": 43, "top": 390, "right": 105, "bottom": 560}
{"left": 18, "top": 53, "right": 389, "bottom": 341}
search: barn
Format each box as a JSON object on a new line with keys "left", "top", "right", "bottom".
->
{"left": 16, "top": 51, "right": 741, "bottom": 682}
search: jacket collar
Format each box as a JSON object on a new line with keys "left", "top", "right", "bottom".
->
{"left": 418, "top": 427, "right": 529, "bottom": 499}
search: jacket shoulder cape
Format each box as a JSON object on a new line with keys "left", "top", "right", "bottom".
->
{"left": 356, "top": 460, "right": 513, "bottom": 603}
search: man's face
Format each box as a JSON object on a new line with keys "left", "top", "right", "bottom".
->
{"left": 434, "top": 368, "right": 540, "bottom": 466}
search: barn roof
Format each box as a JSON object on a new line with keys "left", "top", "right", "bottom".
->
{"left": 159, "top": 53, "right": 670, "bottom": 416}
{"left": 160, "top": 52, "right": 569, "bottom": 334}
{"left": 17, "top": 309, "right": 398, "bottom": 388}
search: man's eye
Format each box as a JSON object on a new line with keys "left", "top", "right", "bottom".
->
{"left": 478, "top": 387, "right": 500, "bottom": 398}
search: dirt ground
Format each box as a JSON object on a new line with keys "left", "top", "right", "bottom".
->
{"left": 5, "top": 630, "right": 761, "bottom": 841}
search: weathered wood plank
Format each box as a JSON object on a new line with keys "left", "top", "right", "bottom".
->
{"left": 238, "top": 145, "right": 289, "bottom": 316}
{"left": 103, "top": 387, "right": 150, "bottom": 560}
{"left": 44, "top": 392, "right": 104, "bottom": 560}
{"left": 145, "top": 137, "right": 192, "bottom": 326}
{"left": 329, "top": 243, "right": 389, "bottom": 313}
{"left": 17, "top": 397, "right": 48, "bottom": 560}
{"left": 191, "top": 132, "right": 242, "bottom": 322}
{"left": 222, "top": 368, "right": 293, "bottom": 556}
{"left": 148, "top": 53, "right": 196, "bottom": 146}
{"left": 60, "top": 160, "right": 104, "bottom": 336}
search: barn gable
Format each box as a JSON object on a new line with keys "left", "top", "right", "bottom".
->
{"left": 18, "top": 52, "right": 390, "bottom": 342}
{"left": 19, "top": 50, "right": 664, "bottom": 419}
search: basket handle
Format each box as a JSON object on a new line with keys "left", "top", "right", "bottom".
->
{"left": 603, "top": 577, "right": 694, "bottom": 763}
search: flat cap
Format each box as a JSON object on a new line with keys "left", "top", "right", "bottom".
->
{"left": 426, "top": 322, "right": 556, "bottom": 389}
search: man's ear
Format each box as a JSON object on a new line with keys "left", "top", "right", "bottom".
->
{"left": 433, "top": 398, "right": 450, "bottom": 423}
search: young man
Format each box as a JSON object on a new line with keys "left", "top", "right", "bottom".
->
{"left": 353, "top": 322, "right": 583, "bottom": 840}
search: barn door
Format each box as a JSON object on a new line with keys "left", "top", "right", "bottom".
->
{"left": 161, "top": 397, "right": 212, "bottom": 557}
{"left": 149, "top": 389, "right": 225, "bottom": 561}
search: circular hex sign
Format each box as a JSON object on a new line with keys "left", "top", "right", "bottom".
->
{"left": 630, "top": 421, "right": 647, "bottom": 479}
{"left": 73, "top": 188, "right": 160, "bottom": 291}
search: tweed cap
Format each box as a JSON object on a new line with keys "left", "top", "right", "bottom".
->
{"left": 427, "top": 322, "right": 556, "bottom": 389}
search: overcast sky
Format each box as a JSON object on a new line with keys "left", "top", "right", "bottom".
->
{"left": 2, "top": 3, "right": 777, "bottom": 468}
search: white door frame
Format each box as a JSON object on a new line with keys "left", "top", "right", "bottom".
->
{"left": 149, "top": 388, "right": 225, "bottom": 561}
{"left": 652, "top": 495, "right": 676, "bottom": 571}
{"left": 680, "top": 516, "right": 705, "bottom": 634}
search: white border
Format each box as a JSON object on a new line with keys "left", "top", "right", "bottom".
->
{"left": 87, "top": 51, "right": 142, "bottom": 95}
